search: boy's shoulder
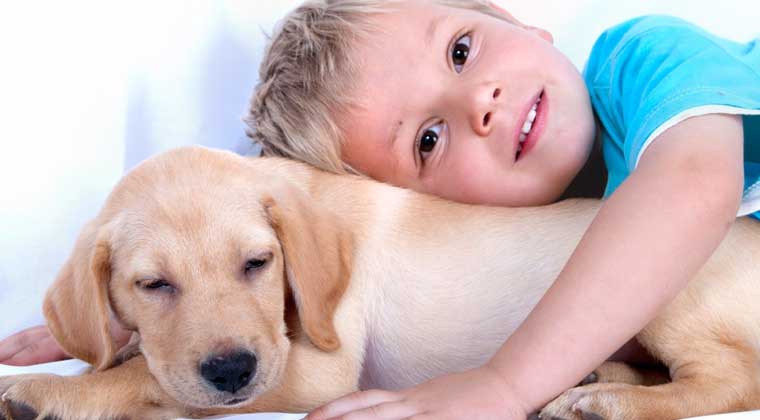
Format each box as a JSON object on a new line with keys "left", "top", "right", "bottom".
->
{"left": 584, "top": 15, "right": 760, "bottom": 200}
{"left": 583, "top": 13, "right": 753, "bottom": 93}
{"left": 588, "top": 15, "right": 710, "bottom": 69}
{"left": 599, "top": 14, "right": 698, "bottom": 38}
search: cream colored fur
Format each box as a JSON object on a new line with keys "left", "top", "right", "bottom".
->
{"left": 1, "top": 146, "right": 759, "bottom": 420}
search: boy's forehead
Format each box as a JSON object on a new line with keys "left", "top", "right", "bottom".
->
{"left": 351, "top": 1, "right": 486, "bottom": 104}
{"left": 371, "top": 0, "right": 457, "bottom": 31}
{"left": 362, "top": 1, "right": 500, "bottom": 57}
{"left": 357, "top": 2, "right": 462, "bottom": 73}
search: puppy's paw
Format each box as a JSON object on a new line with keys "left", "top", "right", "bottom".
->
{"left": 538, "top": 387, "right": 584, "bottom": 420}
{"left": 579, "top": 371, "right": 598, "bottom": 386}
{"left": 542, "top": 383, "right": 636, "bottom": 420}
{"left": 583, "top": 361, "right": 668, "bottom": 387}
{"left": 3, "top": 400, "right": 40, "bottom": 420}
{"left": 0, "top": 375, "right": 31, "bottom": 397}
{"left": 1, "top": 374, "right": 64, "bottom": 420}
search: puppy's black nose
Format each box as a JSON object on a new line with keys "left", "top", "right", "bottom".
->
{"left": 200, "top": 350, "right": 257, "bottom": 394}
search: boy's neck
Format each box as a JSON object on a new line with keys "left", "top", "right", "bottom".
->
{"left": 559, "top": 130, "right": 607, "bottom": 200}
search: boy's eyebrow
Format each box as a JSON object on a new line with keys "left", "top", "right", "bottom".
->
{"left": 387, "top": 120, "right": 403, "bottom": 151}
{"left": 425, "top": 15, "right": 448, "bottom": 48}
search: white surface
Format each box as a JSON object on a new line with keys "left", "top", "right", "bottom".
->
{"left": 686, "top": 413, "right": 760, "bottom": 420}
{"left": 0, "top": 1, "right": 758, "bottom": 419}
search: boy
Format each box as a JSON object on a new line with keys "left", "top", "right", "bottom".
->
{"left": 2, "top": 0, "right": 758, "bottom": 418}
{"left": 249, "top": 1, "right": 759, "bottom": 419}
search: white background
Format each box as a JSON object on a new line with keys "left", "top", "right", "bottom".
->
{"left": 0, "top": 1, "right": 758, "bottom": 417}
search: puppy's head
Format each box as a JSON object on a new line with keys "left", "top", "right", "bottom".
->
{"left": 43, "top": 147, "right": 352, "bottom": 408}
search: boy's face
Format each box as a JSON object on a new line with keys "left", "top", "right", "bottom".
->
{"left": 341, "top": 0, "right": 596, "bottom": 206}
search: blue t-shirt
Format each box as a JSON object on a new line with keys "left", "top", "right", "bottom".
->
{"left": 583, "top": 15, "right": 760, "bottom": 220}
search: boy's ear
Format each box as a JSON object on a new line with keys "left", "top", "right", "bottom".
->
{"left": 526, "top": 26, "right": 554, "bottom": 44}
{"left": 486, "top": 1, "right": 553, "bottom": 44}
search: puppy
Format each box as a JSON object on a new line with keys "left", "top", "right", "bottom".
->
{"left": 1, "top": 146, "right": 759, "bottom": 420}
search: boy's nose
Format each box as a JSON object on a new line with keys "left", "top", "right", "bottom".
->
{"left": 467, "top": 83, "right": 502, "bottom": 137}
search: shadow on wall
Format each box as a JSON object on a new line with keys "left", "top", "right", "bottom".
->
{"left": 124, "top": 11, "right": 261, "bottom": 171}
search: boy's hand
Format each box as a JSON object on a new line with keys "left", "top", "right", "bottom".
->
{"left": 304, "top": 365, "right": 528, "bottom": 420}
{"left": 0, "top": 325, "right": 70, "bottom": 365}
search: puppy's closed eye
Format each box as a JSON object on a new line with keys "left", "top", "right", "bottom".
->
{"left": 137, "top": 279, "right": 176, "bottom": 294}
{"left": 243, "top": 252, "right": 272, "bottom": 276}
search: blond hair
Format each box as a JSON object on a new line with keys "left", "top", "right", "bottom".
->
{"left": 246, "top": 0, "right": 507, "bottom": 174}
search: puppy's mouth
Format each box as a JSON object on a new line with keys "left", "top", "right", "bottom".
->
{"left": 208, "top": 382, "right": 257, "bottom": 407}
{"left": 204, "top": 389, "right": 256, "bottom": 408}
{"left": 223, "top": 397, "right": 249, "bottom": 406}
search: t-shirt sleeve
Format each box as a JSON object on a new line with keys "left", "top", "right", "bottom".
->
{"left": 584, "top": 15, "right": 760, "bottom": 196}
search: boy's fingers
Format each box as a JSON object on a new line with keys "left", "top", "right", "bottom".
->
{"left": 324, "top": 401, "right": 417, "bottom": 420}
{"left": 307, "top": 390, "right": 403, "bottom": 420}
{"left": 0, "top": 326, "right": 49, "bottom": 360}
{"left": 2, "top": 334, "right": 69, "bottom": 366}
{"left": 0, "top": 326, "right": 69, "bottom": 365}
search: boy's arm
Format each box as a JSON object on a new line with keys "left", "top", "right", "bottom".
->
{"left": 305, "top": 113, "right": 744, "bottom": 420}
{"left": 490, "top": 113, "right": 744, "bottom": 412}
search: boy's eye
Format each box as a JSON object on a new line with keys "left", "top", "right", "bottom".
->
{"left": 417, "top": 122, "right": 444, "bottom": 163}
{"left": 451, "top": 34, "right": 471, "bottom": 73}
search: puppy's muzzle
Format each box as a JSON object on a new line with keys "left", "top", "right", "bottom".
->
{"left": 199, "top": 350, "right": 257, "bottom": 394}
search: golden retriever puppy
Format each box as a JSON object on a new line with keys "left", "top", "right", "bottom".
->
{"left": 1, "top": 146, "right": 759, "bottom": 420}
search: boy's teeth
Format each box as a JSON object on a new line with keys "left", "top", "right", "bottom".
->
{"left": 519, "top": 101, "right": 540, "bottom": 141}
{"left": 521, "top": 120, "right": 533, "bottom": 135}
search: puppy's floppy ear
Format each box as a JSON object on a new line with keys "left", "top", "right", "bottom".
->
{"left": 263, "top": 186, "right": 353, "bottom": 352}
{"left": 43, "top": 219, "right": 118, "bottom": 371}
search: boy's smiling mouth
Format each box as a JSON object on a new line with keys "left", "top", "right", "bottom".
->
{"left": 516, "top": 90, "right": 546, "bottom": 160}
